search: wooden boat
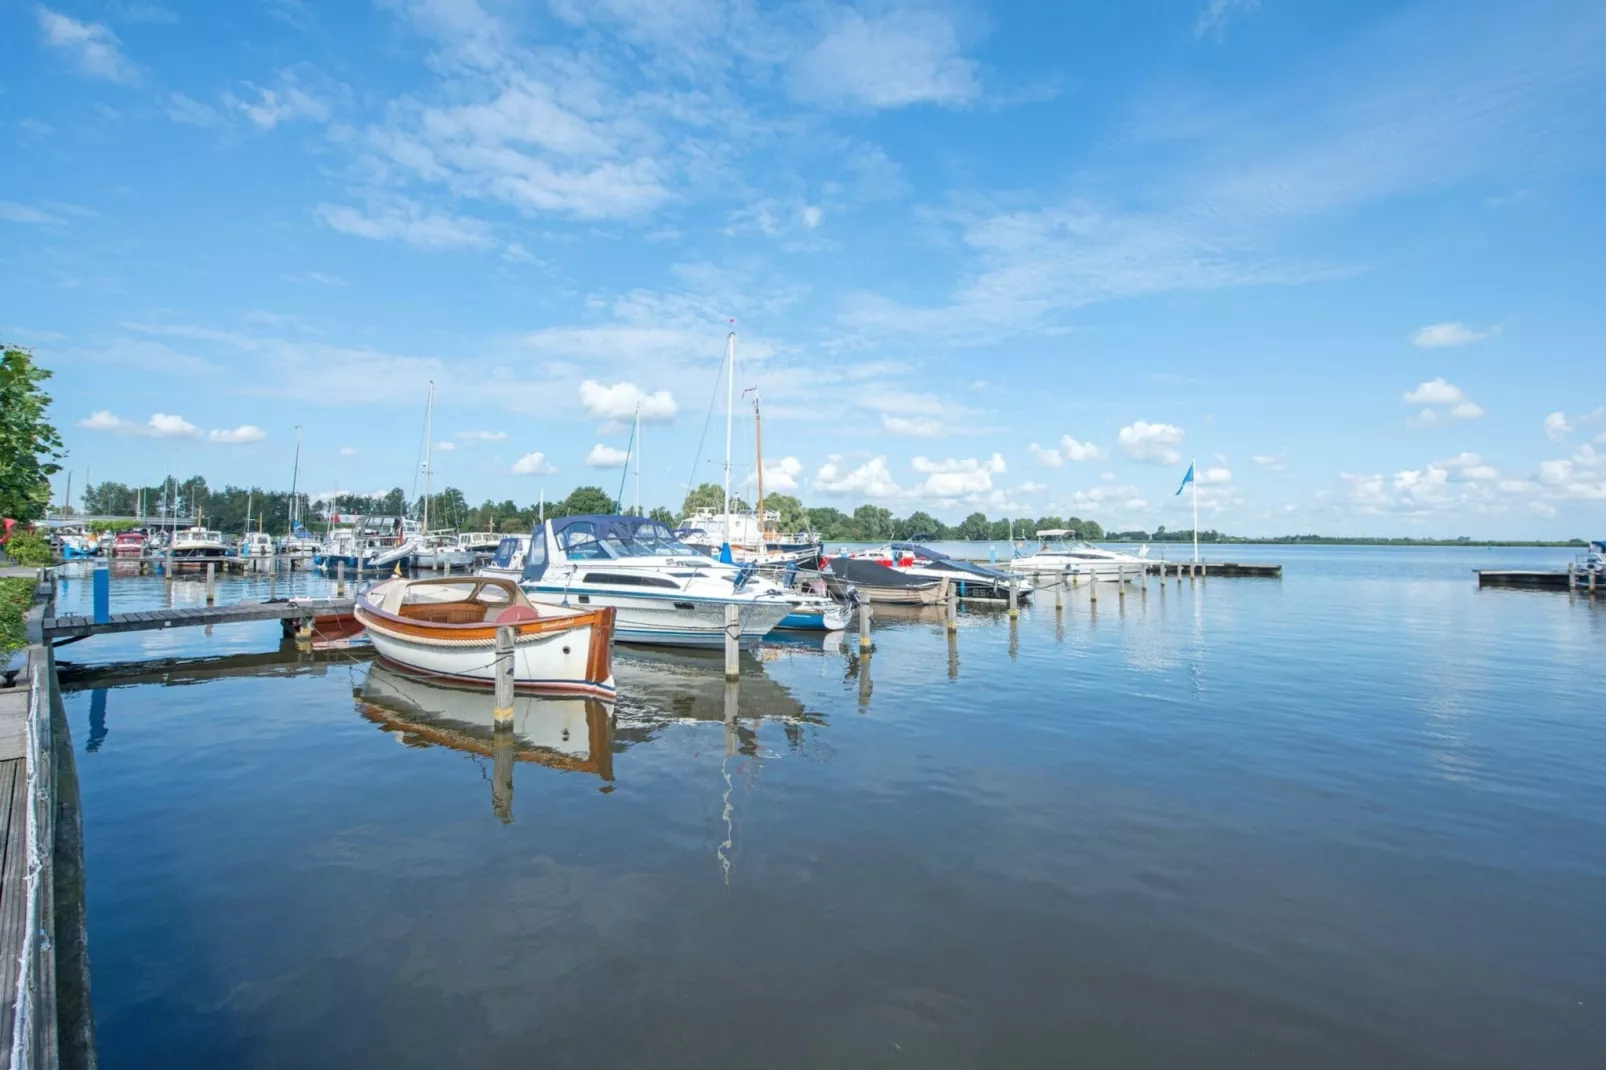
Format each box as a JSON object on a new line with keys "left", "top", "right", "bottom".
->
{"left": 354, "top": 576, "right": 616, "bottom": 698}
{"left": 815, "top": 557, "right": 947, "bottom": 606}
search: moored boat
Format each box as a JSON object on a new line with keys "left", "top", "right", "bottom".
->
{"left": 111, "top": 531, "right": 147, "bottom": 558}
{"left": 817, "top": 555, "right": 947, "bottom": 605}
{"left": 854, "top": 542, "right": 1029, "bottom": 601}
{"left": 354, "top": 575, "right": 616, "bottom": 698}
{"left": 1007, "top": 529, "right": 1148, "bottom": 582}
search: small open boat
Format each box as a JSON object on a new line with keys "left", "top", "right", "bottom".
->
{"left": 354, "top": 576, "right": 616, "bottom": 698}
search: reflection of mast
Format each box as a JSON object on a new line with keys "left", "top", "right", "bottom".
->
{"left": 719, "top": 682, "right": 738, "bottom": 886}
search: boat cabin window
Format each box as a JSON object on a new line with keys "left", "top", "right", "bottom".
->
{"left": 581, "top": 572, "right": 680, "bottom": 588}
{"left": 522, "top": 531, "right": 548, "bottom": 582}
{"left": 492, "top": 537, "right": 523, "bottom": 568}
{"left": 559, "top": 522, "right": 613, "bottom": 560}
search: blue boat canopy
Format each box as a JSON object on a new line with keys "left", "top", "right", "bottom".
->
{"left": 525, "top": 515, "right": 698, "bottom": 582}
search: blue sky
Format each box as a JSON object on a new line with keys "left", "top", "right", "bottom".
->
{"left": 4, "top": 0, "right": 1605, "bottom": 537}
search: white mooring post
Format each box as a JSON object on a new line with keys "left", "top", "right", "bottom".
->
{"left": 268, "top": 560, "right": 276, "bottom": 601}
{"left": 494, "top": 625, "right": 515, "bottom": 726}
{"left": 1567, "top": 563, "right": 1576, "bottom": 591}
{"left": 1054, "top": 577, "right": 1064, "bottom": 613}
{"left": 1007, "top": 577, "right": 1019, "bottom": 618}
{"left": 1089, "top": 575, "right": 1098, "bottom": 603}
{"left": 946, "top": 579, "right": 958, "bottom": 632}
{"left": 1118, "top": 565, "right": 1126, "bottom": 597}
{"left": 724, "top": 603, "right": 740, "bottom": 680}
{"left": 205, "top": 561, "right": 216, "bottom": 604}
{"left": 858, "top": 599, "right": 872, "bottom": 652}
{"left": 336, "top": 559, "right": 345, "bottom": 596}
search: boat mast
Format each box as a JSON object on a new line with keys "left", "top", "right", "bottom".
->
{"left": 753, "top": 390, "right": 765, "bottom": 547}
{"left": 721, "top": 331, "right": 735, "bottom": 560}
{"left": 245, "top": 490, "right": 253, "bottom": 536}
{"left": 289, "top": 424, "right": 301, "bottom": 532}
{"left": 634, "top": 403, "right": 641, "bottom": 517}
{"left": 423, "top": 381, "right": 434, "bottom": 534}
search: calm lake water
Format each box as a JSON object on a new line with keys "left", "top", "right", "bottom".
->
{"left": 52, "top": 546, "right": 1606, "bottom": 1068}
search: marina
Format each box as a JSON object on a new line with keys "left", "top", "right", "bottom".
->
{"left": 8, "top": 544, "right": 1600, "bottom": 1068}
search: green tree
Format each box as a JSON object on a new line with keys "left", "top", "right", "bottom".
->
{"left": 765, "top": 493, "right": 806, "bottom": 532}
{"left": 1, "top": 347, "right": 64, "bottom": 521}
{"left": 648, "top": 506, "right": 676, "bottom": 526}
{"left": 957, "top": 511, "right": 991, "bottom": 540}
{"left": 1081, "top": 519, "right": 1104, "bottom": 540}
{"left": 851, "top": 504, "right": 893, "bottom": 540}
{"left": 84, "top": 481, "right": 137, "bottom": 516}
{"left": 681, "top": 482, "right": 724, "bottom": 516}
{"left": 806, "top": 507, "right": 849, "bottom": 539}
{"left": 563, "top": 485, "right": 616, "bottom": 515}
{"left": 896, "top": 511, "right": 943, "bottom": 540}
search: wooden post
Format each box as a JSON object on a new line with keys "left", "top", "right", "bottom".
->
{"left": 724, "top": 603, "right": 740, "bottom": 680}
{"left": 268, "top": 560, "right": 276, "bottom": 601}
{"left": 1007, "top": 577, "right": 1019, "bottom": 618}
{"left": 858, "top": 599, "right": 872, "bottom": 652}
{"left": 1054, "top": 578, "right": 1063, "bottom": 613}
{"left": 1089, "top": 575, "right": 1098, "bottom": 602}
{"left": 1190, "top": 563, "right": 1197, "bottom": 583}
{"left": 1118, "top": 565, "right": 1126, "bottom": 597}
{"left": 205, "top": 560, "right": 216, "bottom": 604}
{"left": 946, "top": 578, "right": 958, "bottom": 632}
{"left": 494, "top": 625, "right": 515, "bottom": 725}
{"left": 1567, "top": 563, "right": 1577, "bottom": 590}
{"left": 947, "top": 630, "right": 959, "bottom": 680}
{"left": 1201, "top": 561, "right": 1208, "bottom": 580}
{"left": 336, "top": 558, "right": 345, "bottom": 596}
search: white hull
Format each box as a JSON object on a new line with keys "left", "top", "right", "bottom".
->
{"left": 521, "top": 586, "right": 792, "bottom": 647}
{"left": 1008, "top": 558, "right": 1141, "bottom": 582}
{"left": 364, "top": 622, "right": 612, "bottom": 695}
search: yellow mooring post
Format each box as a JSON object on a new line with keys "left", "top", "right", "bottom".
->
{"left": 494, "top": 625, "right": 515, "bottom": 726}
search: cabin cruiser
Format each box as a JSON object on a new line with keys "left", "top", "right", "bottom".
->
{"left": 278, "top": 524, "right": 322, "bottom": 557}
{"left": 480, "top": 534, "right": 532, "bottom": 581}
{"left": 239, "top": 531, "right": 275, "bottom": 557}
{"left": 514, "top": 514, "right": 825, "bottom": 647}
{"left": 111, "top": 531, "right": 147, "bottom": 558}
{"left": 853, "top": 542, "right": 1031, "bottom": 601}
{"left": 1007, "top": 529, "right": 1148, "bottom": 582}
{"left": 169, "top": 526, "right": 231, "bottom": 560}
{"left": 456, "top": 531, "right": 504, "bottom": 560}
{"left": 411, "top": 532, "right": 478, "bottom": 571}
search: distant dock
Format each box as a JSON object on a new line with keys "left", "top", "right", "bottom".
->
{"left": 1477, "top": 567, "right": 1601, "bottom": 593}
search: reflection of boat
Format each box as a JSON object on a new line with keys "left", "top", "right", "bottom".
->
{"left": 612, "top": 648, "right": 819, "bottom": 728}
{"left": 1008, "top": 529, "right": 1147, "bottom": 581}
{"left": 355, "top": 576, "right": 616, "bottom": 697}
{"left": 816, "top": 556, "right": 946, "bottom": 605}
{"left": 357, "top": 662, "right": 615, "bottom": 782}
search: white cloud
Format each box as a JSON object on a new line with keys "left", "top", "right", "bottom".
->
{"left": 435, "top": 440, "right": 456, "bottom": 451}
{"left": 791, "top": 9, "right": 979, "bottom": 110}
{"left": 1060, "top": 434, "right": 1108, "bottom": 461}
{"left": 882, "top": 414, "right": 945, "bottom": 437}
{"left": 1117, "top": 421, "right": 1185, "bottom": 465}
{"left": 1028, "top": 443, "right": 1063, "bottom": 468}
{"left": 79, "top": 411, "right": 205, "bottom": 438}
{"left": 759, "top": 456, "right": 803, "bottom": 492}
{"left": 584, "top": 443, "right": 630, "bottom": 468}
{"left": 339, "top": 447, "right": 359, "bottom": 456}
{"left": 37, "top": 8, "right": 138, "bottom": 83}
{"left": 0, "top": 202, "right": 58, "bottom": 225}
{"left": 813, "top": 455, "right": 901, "bottom": 497}
{"left": 510, "top": 452, "right": 556, "bottom": 476}
{"left": 208, "top": 425, "right": 267, "bottom": 444}
{"left": 1409, "top": 322, "right": 1500, "bottom": 349}
{"left": 801, "top": 205, "right": 824, "bottom": 229}
{"left": 1544, "top": 411, "right": 1571, "bottom": 440}
{"left": 579, "top": 380, "right": 678, "bottom": 423}
{"left": 1198, "top": 466, "right": 1232, "bottom": 484}
{"left": 166, "top": 93, "right": 224, "bottom": 128}
{"left": 149, "top": 413, "right": 200, "bottom": 437}
{"left": 457, "top": 429, "right": 507, "bottom": 442}
{"left": 1194, "top": 0, "right": 1259, "bottom": 41}
{"left": 226, "top": 72, "right": 331, "bottom": 129}
{"left": 317, "top": 198, "right": 493, "bottom": 250}
{"left": 1252, "top": 454, "right": 1286, "bottom": 471}
{"left": 1404, "top": 379, "right": 1484, "bottom": 427}
{"left": 1437, "top": 452, "right": 1499, "bottom": 481}
{"left": 911, "top": 453, "right": 1006, "bottom": 497}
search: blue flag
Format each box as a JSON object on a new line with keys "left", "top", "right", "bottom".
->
{"left": 1175, "top": 463, "right": 1194, "bottom": 496}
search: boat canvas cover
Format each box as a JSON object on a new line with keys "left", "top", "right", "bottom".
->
{"left": 890, "top": 543, "right": 1015, "bottom": 581}
{"left": 823, "top": 556, "right": 942, "bottom": 589}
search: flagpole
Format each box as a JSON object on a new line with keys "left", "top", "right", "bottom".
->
{"left": 1191, "top": 455, "right": 1199, "bottom": 564}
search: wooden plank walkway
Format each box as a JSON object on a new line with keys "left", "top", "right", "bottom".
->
{"left": 0, "top": 757, "right": 26, "bottom": 1064}
{"left": 42, "top": 597, "right": 356, "bottom": 641}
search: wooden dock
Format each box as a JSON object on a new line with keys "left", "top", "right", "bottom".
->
{"left": 1476, "top": 568, "right": 1601, "bottom": 592}
{"left": 42, "top": 597, "right": 356, "bottom": 643}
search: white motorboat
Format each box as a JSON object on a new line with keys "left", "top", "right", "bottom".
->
{"left": 1007, "top": 529, "right": 1148, "bottom": 582}
{"left": 354, "top": 575, "right": 616, "bottom": 697}
{"left": 240, "top": 531, "right": 275, "bottom": 557}
{"left": 169, "top": 526, "right": 230, "bottom": 559}
{"left": 513, "top": 514, "right": 804, "bottom": 647}
{"left": 457, "top": 531, "right": 504, "bottom": 559}
{"left": 412, "top": 532, "right": 477, "bottom": 571}
{"left": 480, "top": 534, "right": 532, "bottom": 581}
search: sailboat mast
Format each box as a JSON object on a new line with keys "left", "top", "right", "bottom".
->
{"left": 245, "top": 490, "right": 253, "bottom": 536}
{"left": 753, "top": 392, "right": 765, "bottom": 546}
{"left": 723, "top": 332, "right": 735, "bottom": 539}
{"left": 289, "top": 424, "right": 301, "bottom": 530}
{"left": 634, "top": 405, "right": 642, "bottom": 517}
{"left": 423, "top": 381, "right": 434, "bottom": 533}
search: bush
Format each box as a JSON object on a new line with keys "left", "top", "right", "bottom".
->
{"left": 1, "top": 578, "right": 33, "bottom": 655}
{"left": 3, "top": 527, "right": 52, "bottom": 567}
